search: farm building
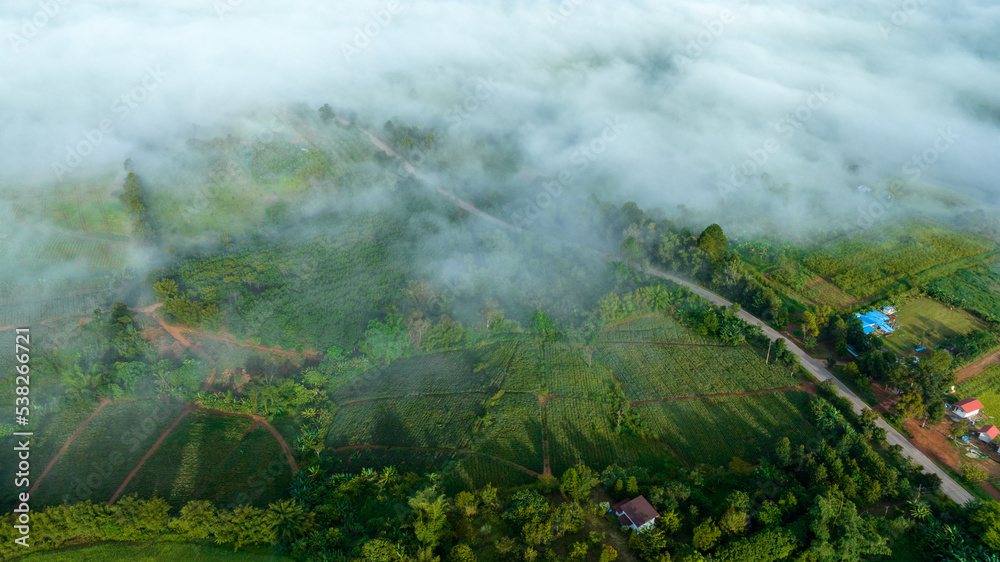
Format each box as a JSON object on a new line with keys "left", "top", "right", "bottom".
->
{"left": 881, "top": 306, "right": 897, "bottom": 315}
{"left": 855, "top": 310, "right": 896, "bottom": 335}
{"left": 979, "top": 425, "right": 1000, "bottom": 444}
{"left": 846, "top": 344, "right": 861, "bottom": 358}
{"left": 613, "top": 496, "right": 660, "bottom": 533}
{"left": 952, "top": 398, "right": 984, "bottom": 419}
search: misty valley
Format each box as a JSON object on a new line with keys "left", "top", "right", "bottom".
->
{"left": 2, "top": 1, "right": 1000, "bottom": 561}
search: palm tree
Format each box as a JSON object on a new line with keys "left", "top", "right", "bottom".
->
{"left": 266, "top": 499, "right": 315, "bottom": 544}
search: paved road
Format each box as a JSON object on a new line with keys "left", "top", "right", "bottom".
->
{"left": 646, "top": 266, "right": 975, "bottom": 505}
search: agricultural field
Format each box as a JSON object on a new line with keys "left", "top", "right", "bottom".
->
{"left": 24, "top": 399, "right": 188, "bottom": 508}
{"left": 764, "top": 266, "right": 859, "bottom": 308}
{"left": 474, "top": 392, "right": 544, "bottom": 473}
{"left": 800, "top": 219, "right": 995, "bottom": 298}
{"left": 542, "top": 342, "right": 613, "bottom": 397}
{"left": 194, "top": 425, "right": 293, "bottom": 509}
{"left": 956, "top": 364, "right": 1000, "bottom": 422}
{"left": 637, "top": 390, "right": 816, "bottom": 467}
{"left": 332, "top": 350, "right": 486, "bottom": 404}
{"left": 598, "top": 314, "right": 717, "bottom": 345}
{"left": 326, "top": 393, "right": 485, "bottom": 450}
{"left": 16, "top": 542, "right": 292, "bottom": 561}
{"left": 117, "top": 411, "right": 255, "bottom": 507}
{"left": 597, "top": 342, "right": 799, "bottom": 401}
{"left": 0, "top": 231, "right": 131, "bottom": 278}
{"left": 927, "top": 260, "right": 1000, "bottom": 324}
{"left": 4, "top": 175, "right": 130, "bottom": 236}
{"left": 546, "top": 396, "right": 672, "bottom": 476}
{"left": 148, "top": 116, "right": 391, "bottom": 243}
{"left": 883, "top": 297, "right": 989, "bottom": 356}
{"left": 447, "top": 454, "right": 537, "bottom": 493}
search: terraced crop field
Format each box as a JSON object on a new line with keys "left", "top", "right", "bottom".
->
{"left": 117, "top": 411, "right": 255, "bottom": 507}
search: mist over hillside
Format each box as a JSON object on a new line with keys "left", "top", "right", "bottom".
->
{"left": 2, "top": 0, "right": 999, "bottom": 322}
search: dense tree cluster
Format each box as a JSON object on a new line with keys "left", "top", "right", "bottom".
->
{"left": 118, "top": 171, "right": 156, "bottom": 240}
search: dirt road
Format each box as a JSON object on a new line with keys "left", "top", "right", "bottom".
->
{"left": 956, "top": 349, "right": 1000, "bottom": 383}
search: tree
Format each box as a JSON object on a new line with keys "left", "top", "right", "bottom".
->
{"left": 775, "top": 437, "right": 792, "bottom": 467}
{"left": 801, "top": 311, "right": 820, "bottom": 338}
{"left": 697, "top": 224, "right": 727, "bottom": 260}
{"left": 726, "top": 490, "right": 751, "bottom": 512}
{"left": 598, "top": 545, "right": 618, "bottom": 562}
{"left": 449, "top": 544, "right": 476, "bottom": 562}
{"left": 692, "top": 519, "right": 721, "bottom": 551}
{"left": 965, "top": 465, "right": 988, "bottom": 483}
{"left": 409, "top": 488, "right": 450, "bottom": 549}
{"left": 568, "top": 541, "right": 589, "bottom": 560}
{"left": 969, "top": 500, "right": 1000, "bottom": 550}
{"left": 530, "top": 311, "right": 557, "bottom": 339}
{"left": 626, "top": 476, "right": 639, "bottom": 495}
{"left": 894, "top": 390, "right": 925, "bottom": 419}
{"left": 266, "top": 499, "right": 315, "bottom": 544}
{"left": 718, "top": 508, "right": 748, "bottom": 536}
{"left": 319, "top": 104, "right": 334, "bottom": 123}
{"left": 171, "top": 500, "right": 221, "bottom": 539}
{"left": 714, "top": 529, "right": 796, "bottom": 562}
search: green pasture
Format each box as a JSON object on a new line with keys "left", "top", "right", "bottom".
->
{"left": 883, "top": 297, "right": 988, "bottom": 356}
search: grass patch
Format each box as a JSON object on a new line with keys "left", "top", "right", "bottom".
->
{"left": 883, "top": 297, "right": 989, "bottom": 356}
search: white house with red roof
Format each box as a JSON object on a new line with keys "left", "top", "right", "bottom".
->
{"left": 979, "top": 425, "right": 1000, "bottom": 444}
{"left": 953, "top": 398, "right": 984, "bottom": 419}
{"left": 612, "top": 496, "right": 660, "bottom": 533}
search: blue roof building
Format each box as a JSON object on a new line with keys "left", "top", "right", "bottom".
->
{"left": 856, "top": 311, "right": 895, "bottom": 334}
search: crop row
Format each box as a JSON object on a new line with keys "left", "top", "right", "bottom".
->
{"left": 546, "top": 397, "right": 671, "bottom": 476}
{"left": 326, "top": 393, "right": 485, "bottom": 450}
{"left": 597, "top": 343, "right": 796, "bottom": 402}
{"left": 636, "top": 391, "right": 815, "bottom": 467}
{"left": 472, "top": 393, "right": 544, "bottom": 473}
{"left": 599, "top": 314, "right": 716, "bottom": 345}
{"left": 446, "top": 454, "right": 536, "bottom": 493}
{"left": 333, "top": 350, "right": 485, "bottom": 403}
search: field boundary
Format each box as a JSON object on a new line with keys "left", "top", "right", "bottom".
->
{"left": 108, "top": 405, "right": 194, "bottom": 505}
